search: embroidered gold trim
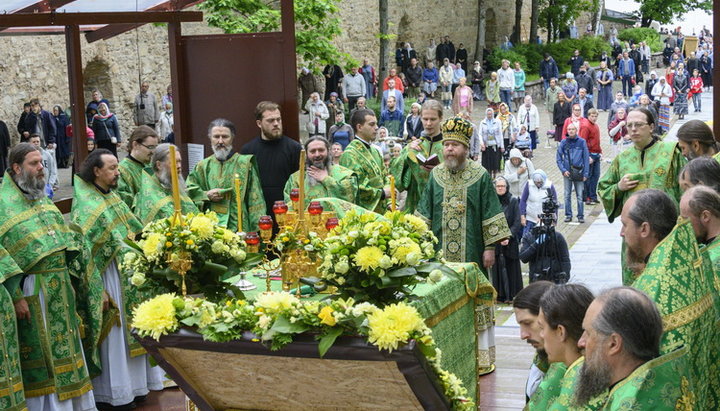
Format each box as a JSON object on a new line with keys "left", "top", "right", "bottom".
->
{"left": 56, "top": 381, "right": 93, "bottom": 401}
{"left": 663, "top": 293, "right": 713, "bottom": 331}
{"left": 425, "top": 294, "right": 471, "bottom": 328}
{"left": 0, "top": 382, "right": 24, "bottom": 397}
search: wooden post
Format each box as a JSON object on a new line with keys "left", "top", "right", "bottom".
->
{"left": 65, "top": 24, "right": 88, "bottom": 174}
{"left": 168, "top": 21, "right": 186, "bottom": 172}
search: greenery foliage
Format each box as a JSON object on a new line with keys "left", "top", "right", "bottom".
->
{"left": 199, "top": 0, "right": 356, "bottom": 72}
{"left": 618, "top": 28, "right": 663, "bottom": 52}
{"left": 486, "top": 49, "right": 528, "bottom": 75}
{"left": 539, "top": 0, "right": 597, "bottom": 43}
{"left": 634, "top": 0, "right": 712, "bottom": 27}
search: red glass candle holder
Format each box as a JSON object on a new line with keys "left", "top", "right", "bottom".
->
{"left": 273, "top": 201, "right": 288, "bottom": 215}
{"left": 290, "top": 188, "right": 300, "bottom": 204}
{"left": 325, "top": 217, "right": 339, "bottom": 231}
{"left": 245, "top": 232, "right": 260, "bottom": 245}
{"left": 308, "top": 201, "right": 323, "bottom": 215}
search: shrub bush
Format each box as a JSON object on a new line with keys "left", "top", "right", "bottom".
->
{"left": 486, "top": 48, "right": 528, "bottom": 74}
{"left": 618, "top": 27, "right": 662, "bottom": 52}
{"left": 513, "top": 43, "right": 544, "bottom": 74}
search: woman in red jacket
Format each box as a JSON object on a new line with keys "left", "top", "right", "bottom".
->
{"left": 688, "top": 68, "right": 704, "bottom": 113}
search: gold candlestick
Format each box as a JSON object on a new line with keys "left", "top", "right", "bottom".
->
{"left": 234, "top": 174, "right": 242, "bottom": 233}
{"left": 169, "top": 145, "right": 183, "bottom": 226}
{"left": 389, "top": 175, "right": 396, "bottom": 211}
{"left": 297, "top": 149, "right": 306, "bottom": 233}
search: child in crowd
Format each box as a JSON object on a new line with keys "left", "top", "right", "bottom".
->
{"left": 514, "top": 124, "right": 532, "bottom": 151}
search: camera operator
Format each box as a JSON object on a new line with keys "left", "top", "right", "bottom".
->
{"left": 519, "top": 195, "right": 571, "bottom": 284}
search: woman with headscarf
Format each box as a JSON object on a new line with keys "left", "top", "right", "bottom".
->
{"left": 52, "top": 105, "right": 71, "bottom": 168}
{"left": 652, "top": 77, "right": 673, "bottom": 133}
{"left": 561, "top": 103, "right": 584, "bottom": 139}
{"left": 470, "top": 61, "right": 485, "bottom": 100}
{"left": 485, "top": 72, "right": 501, "bottom": 112}
{"left": 673, "top": 66, "right": 689, "bottom": 120}
{"left": 561, "top": 73, "right": 578, "bottom": 101}
{"left": 480, "top": 107, "right": 504, "bottom": 178}
{"left": 497, "top": 103, "right": 517, "bottom": 160}
{"left": 325, "top": 92, "right": 344, "bottom": 131}
{"left": 492, "top": 175, "right": 523, "bottom": 303}
{"left": 157, "top": 101, "right": 174, "bottom": 142}
{"left": 504, "top": 148, "right": 535, "bottom": 197}
{"left": 596, "top": 62, "right": 614, "bottom": 110}
{"left": 519, "top": 169, "right": 558, "bottom": 235}
{"left": 452, "top": 77, "right": 474, "bottom": 115}
{"left": 305, "top": 92, "right": 330, "bottom": 136}
{"left": 90, "top": 102, "right": 121, "bottom": 157}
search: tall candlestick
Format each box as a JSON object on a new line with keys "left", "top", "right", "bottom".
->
{"left": 389, "top": 175, "right": 396, "bottom": 211}
{"left": 234, "top": 174, "right": 242, "bottom": 233}
{"left": 297, "top": 149, "right": 306, "bottom": 222}
{"left": 169, "top": 145, "right": 183, "bottom": 225}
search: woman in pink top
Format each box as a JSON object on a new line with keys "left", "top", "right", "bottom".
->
{"left": 452, "top": 77, "right": 474, "bottom": 115}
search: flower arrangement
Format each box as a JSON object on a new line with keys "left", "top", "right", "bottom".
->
{"left": 132, "top": 292, "right": 474, "bottom": 410}
{"left": 121, "top": 212, "right": 262, "bottom": 301}
{"left": 316, "top": 210, "right": 455, "bottom": 306}
{"left": 273, "top": 227, "right": 325, "bottom": 258}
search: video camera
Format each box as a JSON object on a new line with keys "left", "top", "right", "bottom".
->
{"left": 529, "top": 190, "right": 568, "bottom": 284}
{"left": 532, "top": 190, "right": 560, "bottom": 236}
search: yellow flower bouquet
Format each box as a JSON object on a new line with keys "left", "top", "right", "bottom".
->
{"left": 315, "top": 210, "right": 457, "bottom": 306}
{"left": 132, "top": 292, "right": 475, "bottom": 410}
{"left": 122, "top": 212, "right": 262, "bottom": 301}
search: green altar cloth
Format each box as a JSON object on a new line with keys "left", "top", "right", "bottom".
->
{"left": 240, "top": 261, "right": 492, "bottom": 404}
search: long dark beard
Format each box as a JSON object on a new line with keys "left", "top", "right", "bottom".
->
{"left": 307, "top": 158, "right": 330, "bottom": 187}
{"left": 14, "top": 168, "right": 46, "bottom": 200}
{"left": 573, "top": 352, "right": 612, "bottom": 406}
{"left": 625, "top": 244, "right": 647, "bottom": 276}
{"left": 157, "top": 168, "right": 187, "bottom": 194}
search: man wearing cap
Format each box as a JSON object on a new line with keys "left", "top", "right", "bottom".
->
{"left": 417, "top": 116, "right": 510, "bottom": 375}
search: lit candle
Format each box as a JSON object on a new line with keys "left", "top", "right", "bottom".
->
{"left": 389, "top": 175, "right": 396, "bottom": 212}
{"left": 169, "top": 145, "right": 183, "bottom": 225}
{"left": 234, "top": 173, "right": 242, "bottom": 233}
{"left": 298, "top": 149, "right": 306, "bottom": 221}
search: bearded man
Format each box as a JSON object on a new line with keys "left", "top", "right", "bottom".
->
{"left": 132, "top": 143, "right": 199, "bottom": 224}
{"left": 575, "top": 287, "right": 690, "bottom": 409}
{"left": 621, "top": 189, "right": 719, "bottom": 409}
{"left": 417, "top": 116, "right": 510, "bottom": 375}
{"left": 282, "top": 136, "right": 357, "bottom": 207}
{"left": 0, "top": 143, "right": 95, "bottom": 409}
{"left": 72, "top": 149, "right": 165, "bottom": 409}
{"left": 188, "top": 118, "right": 265, "bottom": 232}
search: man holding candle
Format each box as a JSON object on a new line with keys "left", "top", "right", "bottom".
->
{"left": 283, "top": 136, "right": 358, "bottom": 207}
{"left": 340, "top": 108, "right": 393, "bottom": 213}
{"left": 72, "top": 149, "right": 166, "bottom": 409}
{"left": 188, "top": 118, "right": 266, "bottom": 232}
{"left": 134, "top": 143, "right": 198, "bottom": 224}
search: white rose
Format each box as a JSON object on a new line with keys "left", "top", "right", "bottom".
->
{"left": 378, "top": 255, "right": 393, "bottom": 269}
{"left": 335, "top": 261, "right": 350, "bottom": 274}
{"left": 405, "top": 252, "right": 420, "bottom": 266}
{"left": 130, "top": 272, "right": 146, "bottom": 286}
{"left": 428, "top": 269, "right": 443, "bottom": 284}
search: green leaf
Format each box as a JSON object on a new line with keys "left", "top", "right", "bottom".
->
{"left": 269, "top": 315, "right": 309, "bottom": 335}
{"left": 122, "top": 238, "right": 143, "bottom": 252}
{"left": 318, "top": 328, "right": 343, "bottom": 358}
{"left": 387, "top": 267, "right": 417, "bottom": 278}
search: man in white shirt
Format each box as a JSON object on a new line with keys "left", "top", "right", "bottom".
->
{"left": 497, "top": 59, "right": 515, "bottom": 109}
{"left": 516, "top": 96, "right": 540, "bottom": 149}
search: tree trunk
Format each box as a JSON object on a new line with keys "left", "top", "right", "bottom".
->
{"left": 378, "top": 0, "right": 389, "bottom": 102}
{"left": 513, "top": 0, "right": 524, "bottom": 43}
{"left": 546, "top": 0, "right": 554, "bottom": 43}
{"left": 593, "top": 0, "right": 603, "bottom": 32}
{"left": 641, "top": 15, "right": 652, "bottom": 27}
{"left": 475, "top": 0, "right": 486, "bottom": 66}
{"left": 529, "top": 0, "right": 539, "bottom": 44}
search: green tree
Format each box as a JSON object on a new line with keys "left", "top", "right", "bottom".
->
{"left": 540, "top": 0, "right": 595, "bottom": 43}
{"left": 635, "top": 0, "right": 712, "bottom": 27}
{"left": 199, "top": 0, "right": 354, "bottom": 72}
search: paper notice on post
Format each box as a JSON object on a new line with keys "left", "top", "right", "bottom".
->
{"left": 187, "top": 144, "right": 205, "bottom": 172}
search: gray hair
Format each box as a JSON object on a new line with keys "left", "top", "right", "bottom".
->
{"left": 627, "top": 189, "right": 678, "bottom": 241}
{"left": 207, "top": 118, "right": 236, "bottom": 138}
{"left": 684, "top": 185, "right": 720, "bottom": 219}
{"left": 151, "top": 143, "right": 175, "bottom": 172}
{"left": 593, "top": 287, "right": 662, "bottom": 361}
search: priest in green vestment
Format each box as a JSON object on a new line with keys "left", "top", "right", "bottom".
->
{"left": 134, "top": 143, "right": 198, "bottom": 224}
{"left": 0, "top": 245, "right": 27, "bottom": 411}
{"left": 417, "top": 116, "right": 510, "bottom": 271}
{"left": 389, "top": 100, "right": 445, "bottom": 213}
{"left": 72, "top": 149, "right": 166, "bottom": 407}
{"left": 187, "top": 119, "right": 265, "bottom": 232}
{"left": 621, "top": 189, "right": 719, "bottom": 409}
{"left": 597, "top": 107, "right": 686, "bottom": 285}
{"left": 0, "top": 143, "right": 95, "bottom": 409}
{"left": 283, "top": 136, "right": 357, "bottom": 207}
{"left": 528, "top": 362, "right": 567, "bottom": 410}
{"left": 339, "top": 109, "right": 391, "bottom": 213}
{"left": 573, "top": 287, "right": 693, "bottom": 410}
{"left": 117, "top": 126, "right": 159, "bottom": 209}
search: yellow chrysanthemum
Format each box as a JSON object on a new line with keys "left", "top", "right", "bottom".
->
{"left": 142, "top": 233, "right": 166, "bottom": 257}
{"left": 402, "top": 214, "right": 428, "bottom": 234}
{"left": 318, "top": 306, "right": 337, "bottom": 326}
{"left": 391, "top": 238, "right": 422, "bottom": 264}
{"left": 354, "top": 246, "right": 384, "bottom": 272}
{"left": 367, "top": 303, "right": 425, "bottom": 352}
{"left": 222, "top": 229, "right": 235, "bottom": 242}
{"left": 131, "top": 294, "right": 178, "bottom": 340}
{"left": 254, "top": 291, "right": 299, "bottom": 313}
{"left": 190, "top": 215, "right": 215, "bottom": 239}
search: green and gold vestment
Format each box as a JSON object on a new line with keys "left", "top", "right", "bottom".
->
{"left": 282, "top": 165, "right": 357, "bottom": 208}
{"left": 528, "top": 362, "right": 567, "bottom": 410}
{"left": 388, "top": 136, "right": 444, "bottom": 213}
{"left": 339, "top": 139, "right": 388, "bottom": 213}
{"left": 601, "top": 346, "right": 693, "bottom": 410}
{"left": 0, "top": 173, "right": 92, "bottom": 401}
{"left": 632, "top": 219, "right": 718, "bottom": 409}
{"left": 417, "top": 161, "right": 510, "bottom": 271}
{"left": 0, "top": 245, "right": 26, "bottom": 411}
{"left": 548, "top": 357, "right": 605, "bottom": 410}
{"left": 117, "top": 156, "right": 148, "bottom": 210}
{"left": 71, "top": 176, "right": 146, "bottom": 360}
{"left": 187, "top": 153, "right": 265, "bottom": 232}
{"left": 597, "top": 140, "right": 685, "bottom": 284}
{"left": 134, "top": 170, "right": 198, "bottom": 225}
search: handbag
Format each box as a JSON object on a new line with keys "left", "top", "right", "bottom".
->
{"left": 565, "top": 146, "right": 584, "bottom": 181}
